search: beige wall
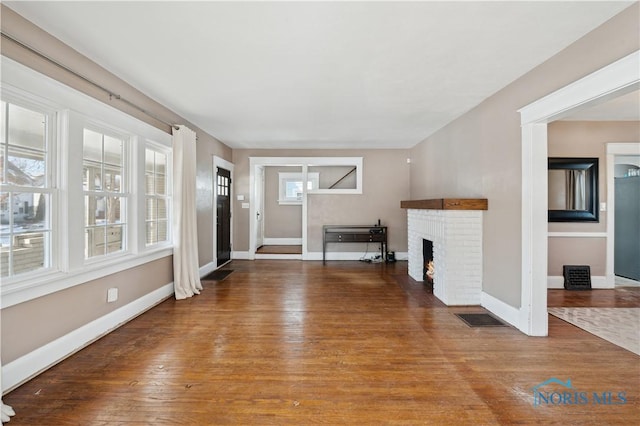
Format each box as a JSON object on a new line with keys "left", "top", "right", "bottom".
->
{"left": 0, "top": 7, "right": 232, "bottom": 365}
{"left": 1, "top": 257, "right": 173, "bottom": 364}
{"left": 408, "top": 4, "right": 639, "bottom": 307}
{"left": 264, "top": 166, "right": 303, "bottom": 239}
{"left": 547, "top": 121, "right": 640, "bottom": 276}
{"left": 232, "top": 149, "right": 410, "bottom": 253}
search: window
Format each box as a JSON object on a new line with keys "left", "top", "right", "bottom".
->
{"left": 0, "top": 100, "right": 53, "bottom": 278}
{"left": 278, "top": 172, "right": 319, "bottom": 204}
{"left": 83, "top": 128, "right": 127, "bottom": 258}
{"left": 145, "top": 147, "right": 169, "bottom": 245}
{"left": 2, "top": 59, "right": 173, "bottom": 307}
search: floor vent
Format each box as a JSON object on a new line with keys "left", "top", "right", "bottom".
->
{"left": 563, "top": 265, "right": 592, "bottom": 290}
{"left": 455, "top": 313, "right": 507, "bottom": 327}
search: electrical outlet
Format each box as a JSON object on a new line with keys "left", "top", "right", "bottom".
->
{"left": 107, "top": 287, "right": 118, "bottom": 303}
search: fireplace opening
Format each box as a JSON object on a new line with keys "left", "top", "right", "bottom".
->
{"left": 423, "top": 239, "right": 434, "bottom": 287}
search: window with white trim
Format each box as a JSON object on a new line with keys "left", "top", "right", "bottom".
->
{"left": 82, "top": 128, "right": 127, "bottom": 259}
{"left": 1, "top": 58, "right": 174, "bottom": 307}
{"left": 278, "top": 172, "right": 319, "bottom": 205}
{"left": 145, "top": 147, "right": 169, "bottom": 245}
{"left": 0, "top": 99, "right": 54, "bottom": 278}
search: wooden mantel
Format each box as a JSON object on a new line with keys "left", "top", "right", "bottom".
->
{"left": 400, "top": 198, "right": 488, "bottom": 210}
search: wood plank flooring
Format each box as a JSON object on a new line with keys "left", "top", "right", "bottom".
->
{"left": 4, "top": 260, "right": 639, "bottom": 424}
{"left": 256, "top": 245, "right": 303, "bottom": 254}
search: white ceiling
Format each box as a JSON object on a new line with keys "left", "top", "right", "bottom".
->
{"left": 5, "top": 1, "right": 634, "bottom": 149}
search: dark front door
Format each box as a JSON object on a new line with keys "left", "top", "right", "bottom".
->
{"left": 216, "top": 167, "right": 232, "bottom": 266}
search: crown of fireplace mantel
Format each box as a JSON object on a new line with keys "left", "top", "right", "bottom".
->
{"left": 400, "top": 198, "right": 487, "bottom": 210}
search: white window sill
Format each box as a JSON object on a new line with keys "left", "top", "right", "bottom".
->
{"left": 1, "top": 246, "right": 173, "bottom": 309}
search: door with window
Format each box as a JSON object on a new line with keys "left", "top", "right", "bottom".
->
{"left": 216, "top": 167, "right": 231, "bottom": 266}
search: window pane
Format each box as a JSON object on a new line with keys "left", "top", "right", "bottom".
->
{"left": 7, "top": 147, "right": 45, "bottom": 187}
{"left": 85, "top": 195, "right": 105, "bottom": 225}
{"left": 146, "top": 222, "right": 156, "bottom": 244}
{"left": 8, "top": 103, "right": 45, "bottom": 151}
{"left": 83, "top": 164, "right": 102, "bottom": 191}
{"left": 105, "top": 196, "right": 123, "bottom": 224}
{"left": 158, "top": 220, "right": 168, "bottom": 242}
{"left": 4, "top": 192, "right": 47, "bottom": 228}
{"left": 104, "top": 168, "right": 122, "bottom": 192}
{"left": 155, "top": 175, "right": 166, "bottom": 195}
{"left": 145, "top": 149, "right": 154, "bottom": 172}
{"left": 83, "top": 129, "right": 102, "bottom": 162}
{"left": 106, "top": 225, "right": 123, "bottom": 253}
{"left": 1, "top": 231, "right": 47, "bottom": 277}
{"left": 156, "top": 152, "right": 166, "bottom": 175}
{"left": 103, "top": 135, "right": 122, "bottom": 166}
{"left": 146, "top": 198, "right": 156, "bottom": 221}
{"left": 157, "top": 198, "right": 168, "bottom": 220}
{"left": 285, "top": 181, "right": 302, "bottom": 199}
{"left": 85, "top": 227, "right": 105, "bottom": 258}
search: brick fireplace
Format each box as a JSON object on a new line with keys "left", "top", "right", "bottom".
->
{"left": 401, "top": 199, "right": 487, "bottom": 306}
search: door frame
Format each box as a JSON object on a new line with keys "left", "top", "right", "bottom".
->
{"left": 213, "top": 156, "right": 234, "bottom": 268}
{"left": 249, "top": 157, "right": 308, "bottom": 260}
{"left": 518, "top": 50, "right": 639, "bottom": 336}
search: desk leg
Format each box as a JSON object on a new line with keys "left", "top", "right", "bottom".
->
{"left": 323, "top": 241, "right": 326, "bottom": 264}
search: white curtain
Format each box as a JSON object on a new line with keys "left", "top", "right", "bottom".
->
{"left": 1, "top": 337, "right": 15, "bottom": 423}
{"left": 172, "top": 125, "right": 202, "bottom": 299}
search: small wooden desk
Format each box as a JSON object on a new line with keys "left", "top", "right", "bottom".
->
{"left": 322, "top": 225, "right": 387, "bottom": 264}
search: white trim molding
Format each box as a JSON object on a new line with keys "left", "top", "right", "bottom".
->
{"left": 547, "top": 232, "right": 607, "bottom": 238}
{"left": 481, "top": 292, "right": 521, "bottom": 329}
{"left": 232, "top": 251, "right": 250, "bottom": 260}
{"left": 2, "top": 283, "right": 174, "bottom": 393}
{"left": 263, "top": 238, "right": 303, "bottom": 246}
{"left": 518, "top": 50, "right": 640, "bottom": 337}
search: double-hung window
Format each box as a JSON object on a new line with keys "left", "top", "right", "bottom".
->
{"left": 145, "top": 147, "right": 169, "bottom": 245}
{"left": 82, "top": 128, "right": 127, "bottom": 259}
{"left": 0, "top": 99, "right": 54, "bottom": 278}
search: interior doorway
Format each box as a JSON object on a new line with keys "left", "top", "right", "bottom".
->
{"left": 519, "top": 50, "right": 639, "bottom": 336}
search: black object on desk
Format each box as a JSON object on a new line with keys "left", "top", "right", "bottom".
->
{"left": 322, "top": 225, "right": 387, "bottom": 264}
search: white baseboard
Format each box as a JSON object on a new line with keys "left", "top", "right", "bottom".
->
{"left": 481, "top": 291, "right": 521, "bottom": 329}
{"left": 231, "top": 251, "right": 408, "bottom": 262}
{"left": 547, "top": 275, "right": 610, "bottom": 289}
{"left": 305, "top": 251, "right": 408, "bottom": 261}
{"left": 263, "top": 238, "right": 302, "bottom": 245}
{"left": 255, "top": 254, "right": 303, "bottom": 260}
{"left": 199, "top": 261, "right": 217, "bottom": 278}
{"left": 2, "top": 283, "right": 174, "bottom": 394}
{"left": 232, "top": 251, "right": 249, "bottom": 260}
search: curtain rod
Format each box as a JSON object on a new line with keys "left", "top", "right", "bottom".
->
{"left": 1, "top": 31, "right": 180, "bottom": 132}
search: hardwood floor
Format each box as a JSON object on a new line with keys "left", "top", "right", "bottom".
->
{"left": 256, "top": 245, "right": 303, "bottom": 254}
{"left": 5, "top": 261, "right": 639, "bottom": 424}
{"left": 548, "top": 287, "right": 640, "bottom": 308}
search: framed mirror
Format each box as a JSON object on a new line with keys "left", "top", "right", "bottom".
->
{"left": 548, "top": 157, "right": 599, "bottom": 222}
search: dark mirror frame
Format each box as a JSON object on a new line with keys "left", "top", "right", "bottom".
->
{"left": 548, "top": 157, "right": 599, "bottom": 222}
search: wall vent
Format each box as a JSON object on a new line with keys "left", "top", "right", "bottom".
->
{"left": 563, "top": 265, "right": 592, "bottom": 290}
